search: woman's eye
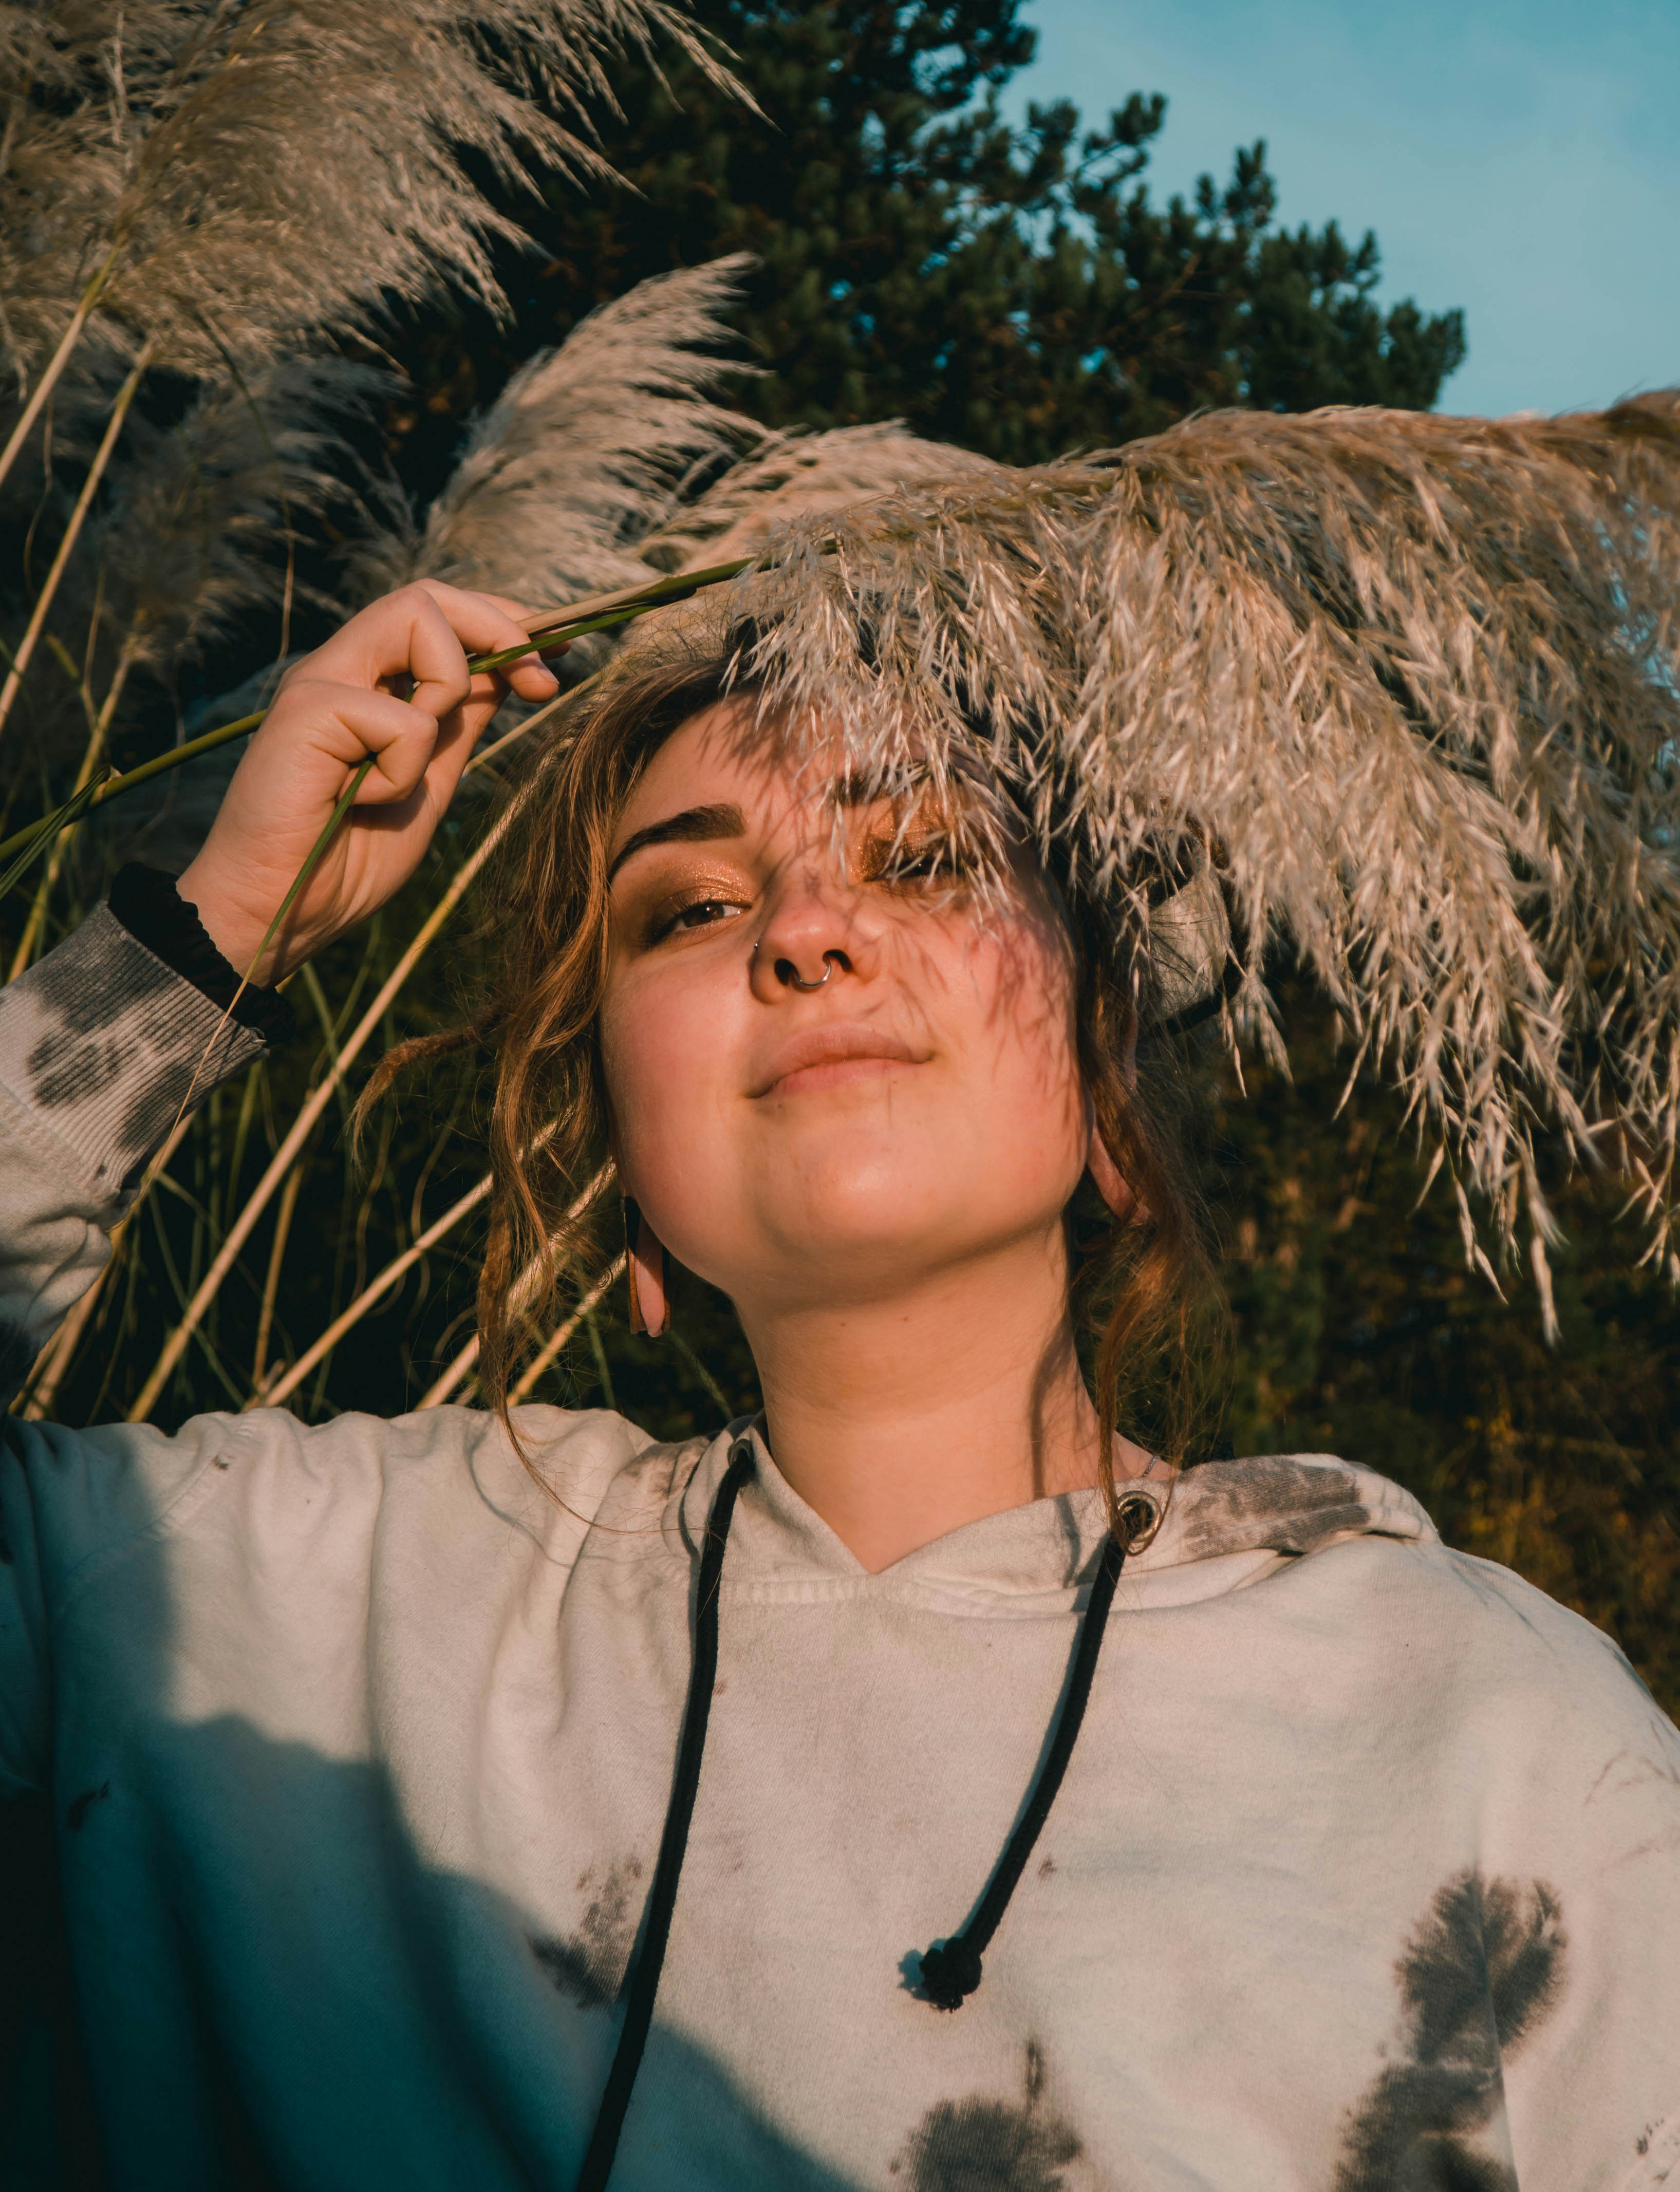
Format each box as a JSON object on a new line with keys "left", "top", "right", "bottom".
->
{"left": 677, "top": 900, "right": 735, "bottom": 930}
{"left": 871, "top": 839, "right": 958, "bottom": 887}
{"left": 649, "top": 895, "right": 747, "bottom": 943}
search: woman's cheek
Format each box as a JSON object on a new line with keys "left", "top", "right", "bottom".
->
{"left": 973, "top": 909, "right": 1080, "bottom": 1074}
{"left": 599, "top": 961, "right": 743, "bottom": 1210}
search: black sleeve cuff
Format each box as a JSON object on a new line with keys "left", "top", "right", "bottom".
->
{"left": 106, "top": 865, "right": 295, "bottom": 1048}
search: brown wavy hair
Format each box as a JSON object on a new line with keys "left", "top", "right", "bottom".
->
{"left": 366, "top": 628, "right": 1226, "bottom": 1531}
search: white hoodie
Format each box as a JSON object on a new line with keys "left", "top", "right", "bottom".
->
{"left": 2, "top": 909, "right": 1677, "bottom": 2192}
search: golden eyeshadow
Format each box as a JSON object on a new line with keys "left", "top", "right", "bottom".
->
{"left": 856, "top": 821, "right": 966, "bottom": 885}
{"left": 623, "top": 866, "right": 754, "bottom": 948}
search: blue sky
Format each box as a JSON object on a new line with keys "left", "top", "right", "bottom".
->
{"left": 1007, "top": 0, "right": 1679, "bottom": 417}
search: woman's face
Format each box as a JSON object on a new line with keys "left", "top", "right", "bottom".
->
{"left": 598, "top": 706, "right": 1093, "bottom": 1322}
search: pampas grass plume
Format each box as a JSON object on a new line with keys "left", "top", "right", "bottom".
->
{"left": 0, "top": 0, "right": 745, "bottom": 392}
{"left": 601, "top": 391, "right": 1680, "bottom": 1299}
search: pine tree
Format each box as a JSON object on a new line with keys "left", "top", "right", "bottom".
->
{"left": 389, "top": 0, "right": 1465, "bottom": 494}
{"left": 381, "top": 5, "right": 1674, "bottom": 1719}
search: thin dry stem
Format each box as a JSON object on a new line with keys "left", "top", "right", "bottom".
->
{"left": 416, "top": 1327, "right": 484, "bottom": 1410}
{"left": 0, "top": 345, "right": 149, "bottom": 738}
{"left": 507, "top": 1253, "right": 626, "bottom": 1404}
{"left": 415, "top": 1165, "right": 612, "bottom": 1408}
{"left": 128, "top": 805, "right": 518, "bottom": 1420}
{"left": 8, "top": 631, "right": 140, "bottom": 979}
{"left": 257, "top": 1172, "right": 493, "bottom": 1409}
{"left": 0, "top": 247, "right": 117, "bottom": 502}
{"left": 250, "top": 1164, "right": 305, "bottom": 1395}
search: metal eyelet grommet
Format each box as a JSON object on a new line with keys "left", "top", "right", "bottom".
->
{"left": 1114, "top": 1489, "right": 1163, "bottom": 1552}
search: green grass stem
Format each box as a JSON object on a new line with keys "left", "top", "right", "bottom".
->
{"left": 0, "top": 557, "right": 755, "bottom": 883}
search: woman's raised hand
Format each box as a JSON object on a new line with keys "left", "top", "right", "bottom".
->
{"left": 177, "top": 583, "right": 559, "bottom": 984}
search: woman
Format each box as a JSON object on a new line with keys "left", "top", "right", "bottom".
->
{"left": 2, "top": 529, "right": 1677, "bottom": 2192}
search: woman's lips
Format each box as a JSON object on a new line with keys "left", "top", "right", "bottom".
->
{"left": 770, "top": 1056, "right": 918, "bottom": 1097}
{"left": 751, "top": 1022, "right": 925, "bottom": 1098}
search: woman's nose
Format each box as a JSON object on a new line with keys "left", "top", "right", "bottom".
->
{"left": 772, "top": 946, "right": 848, "bottom": 992}
{"left": 750, "top": 874, "right": 872, "bottom": 1002}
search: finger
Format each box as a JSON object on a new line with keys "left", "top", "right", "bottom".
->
{"left": 413, "top": 584, "right": 563, "bottom": 701}
{"left": 414, "top": 669, "right": 535, "bottom": 812}
{"left": 409, "top": 711, "right": 487, "bottom": 824}
{"left": 503, "top": 646, "right": 565, "bottom": 702}
{"left": 298, "top": 584, "right": 555, "bottom": 708}
{"left": 461, "top": 645, "right": 567, "bottom": 722}
{"left": 410, "top": 581, "right": 559, "bottom": 699}
{"left": 272, "top": 680, "right": 445, "bottom": 806}
{"left": 401, "top": 589, "right": 481, "bottom": 726}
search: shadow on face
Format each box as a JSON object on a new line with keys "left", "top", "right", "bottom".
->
{"left": 598, "top": 708, "right": 1092, "bottom": 1322}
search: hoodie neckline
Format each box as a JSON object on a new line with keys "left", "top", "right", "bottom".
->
{"left": 666, "top": 1428, "right": 1434, "bottom": 1615}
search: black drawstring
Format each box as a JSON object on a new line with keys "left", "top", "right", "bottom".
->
{"left": 576, "top": 1445, "right": 1148, "bottom": 2184}
{"left": 918, "top": 1517, "right": 1133, "bottom": 2011}
{"left": 576, "top": 1439, "right": 755, "bottom": 2192}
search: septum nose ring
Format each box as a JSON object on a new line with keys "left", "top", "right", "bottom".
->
{"left": 778, "top": 957, "right": 833, "bottom": 992}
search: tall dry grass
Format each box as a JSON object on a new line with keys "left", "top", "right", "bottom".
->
{"left": 0, "top": 0, "right": 758, "bottom": 1420}
{"left": 1, "top": 220, "right": 984, "bottom": 1423}
{"left": 2, "top": 3, "right": 1674, "bottom": 1434}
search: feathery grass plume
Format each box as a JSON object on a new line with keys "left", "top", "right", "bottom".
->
{"left": 0, "top": 0, "right": 744, "bottom": 420}
{"left": 95, "top": 356, "right": 391, "bottom": 674}
{"left": 644, "top": 420, "right": 1006, "bottom": 569}
{"left": 1071, "top": 395, "right": 1680, "bottom": 1307}
{"left": 350, "top": 257, "right": 762, "bottom": 617}
{"left": 601, "top": 394, "right": 1680, "bottom": 1307}
{"left": 0, "top": 0, "right": 749, "bottom": 737}
{"left": 0, "top": 2, "right": 128, "bottom": 392}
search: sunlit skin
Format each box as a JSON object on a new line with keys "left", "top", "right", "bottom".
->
{"left": 601, "top": 706, "right": 1155, "bottom": 1571}
{"left": 185, "top": 586, "right": 1153, "bottom": 1576}
{"left": 181, "top": 582, "right": 560, "bottom": 984}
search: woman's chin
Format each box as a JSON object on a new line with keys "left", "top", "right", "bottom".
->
{"left": 650, "top": 1126, "right": 1081, "bottom": 1306}
{"left": 743, "top": 1189, "right": 1057, "bottom": 1312}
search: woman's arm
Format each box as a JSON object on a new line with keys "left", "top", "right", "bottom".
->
{"left": 0, "top": 582, "right": 558, "bottom": 1792}
{"left": 0, "top": 903, "right": 276, "bottom": 1788}
{"left": 0, "top": 578, "right": 554, "bottom": 1401}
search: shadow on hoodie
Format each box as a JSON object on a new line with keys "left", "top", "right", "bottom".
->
{"left": 3, "top": 1692, "right": 1091, "bottom": 2189}
{"left": 0, "top": 1436, "right": 1571, "bottom": 2192}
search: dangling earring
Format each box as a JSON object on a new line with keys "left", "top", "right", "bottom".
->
{"left": 1086, "top": 1134, "right": 1137, "bottom": 1223}
{"left": 623, "top": 1198, "right": 669, "bottom": 1339}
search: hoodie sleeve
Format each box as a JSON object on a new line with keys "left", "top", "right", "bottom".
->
{"left": 1454, "top": 1558, "right": 1680, "bottom": 2190}
{"left": 0, "top": 909, "right": 267, "bottom": 1791}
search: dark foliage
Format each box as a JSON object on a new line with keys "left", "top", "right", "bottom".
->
{"left": 22, "top": 2, "right": 1676, "bottom": 1714}
{"left": 1209, "top": 977, "right": 1679, "bottom": 1710}
{"left": 387, "top": 0, "right": 1466, "bottom": 501}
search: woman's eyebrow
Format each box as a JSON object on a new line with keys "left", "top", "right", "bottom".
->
{"left": 607, "top": 802, "right": 748, "bottom": 882}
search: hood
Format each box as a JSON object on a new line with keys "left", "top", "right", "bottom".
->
{"left": 677, "top": 1436, "right": 1435, "bottom": 1616}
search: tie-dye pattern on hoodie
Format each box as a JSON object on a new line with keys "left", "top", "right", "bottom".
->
{"left": 1, "top": 909, "right": 1677, "bottom": 2192}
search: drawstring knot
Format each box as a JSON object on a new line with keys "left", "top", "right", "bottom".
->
{"left": 919, "top": 1936, "right": 985, "bottom": 2011}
